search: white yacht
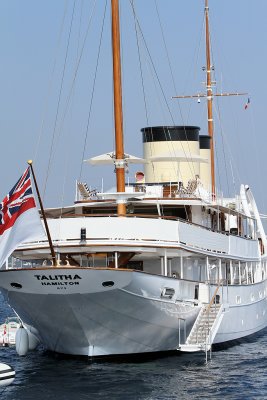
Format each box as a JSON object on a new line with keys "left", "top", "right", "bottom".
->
{"left": 0, "top": 0, "right": 266, "bottom": 358}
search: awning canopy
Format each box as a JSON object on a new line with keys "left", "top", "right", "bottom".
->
{"left": 85, "top": 152, "right": 146, "bottom": 165}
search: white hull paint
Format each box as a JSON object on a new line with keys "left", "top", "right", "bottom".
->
{"left": 0, "top": 267, "right": 266, "bottom": 356}
{"left": 213, "top": 281, "right": 267, "bottom": 344}
{"left": 0, "top": 268, "right": 199, "bottom": 356}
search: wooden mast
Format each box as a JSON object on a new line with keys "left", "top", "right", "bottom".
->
{"left": 205, "top": 0, "right": 215, "bottom": 198}
{"left": 111, "top": 0, "right": 126, "bottom": 216}
{"left": 173, "top": 0, "right": 247, "bottom": 200}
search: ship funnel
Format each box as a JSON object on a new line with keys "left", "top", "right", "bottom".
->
{"left": 141, "top": 126, "right": 207, "bottom": 186}
{"left": 199, "top": 135, "right": 211, "bottom": 191}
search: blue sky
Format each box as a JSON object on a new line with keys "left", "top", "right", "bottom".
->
{"left": 0, "top": 0, "right": 266, "bottom": 212}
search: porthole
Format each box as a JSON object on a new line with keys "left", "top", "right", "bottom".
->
{"left": 102, "top": 281, "right": 114, "bottom": 287}
{"left": 10, "top": 282, "right": 22, "bottom": 289}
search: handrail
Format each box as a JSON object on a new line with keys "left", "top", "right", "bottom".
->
{"left": 43, "top": 213, "right": 255, "bottom": 241}
{"left": 192, "top": 281, "right": 224, "bottom": 346}
{"left": 205, "top": 279, "right": 223, "bottom": 313}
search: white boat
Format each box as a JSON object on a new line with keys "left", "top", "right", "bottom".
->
{"left": 0, "top": 317, "right": 20, "bottom": 347}
{"left": 0, "top": 0, "right": 266, "bottom": 358}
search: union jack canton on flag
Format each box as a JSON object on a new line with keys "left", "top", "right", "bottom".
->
{"left": 0, "top": 167, "right": 45, "bottom": 268}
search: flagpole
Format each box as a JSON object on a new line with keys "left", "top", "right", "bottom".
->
{"left": 27, "top": 160, "right": 57, "bottom": 267}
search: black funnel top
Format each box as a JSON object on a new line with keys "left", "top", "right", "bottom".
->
{"left": 141, "top": 126, "right": 200, "bottom": 143}
{"left": 199, "top": 135, "right": 211, "bottom": 149}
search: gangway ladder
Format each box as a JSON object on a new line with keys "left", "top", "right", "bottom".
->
{"left": 178, "top": 281, "right": 225, "bottom": 362}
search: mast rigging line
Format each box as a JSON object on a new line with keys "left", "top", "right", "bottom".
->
{"left": 76, "top": 0, "right": 85, "bottom": 60}
{"left": 131, "top": 2, "right": 163, "bottom": 195}
{"left": 132, "top": 2, "right": 148, "bottom": 125}
{"left": 207, "top": 19, "right": 230, "bottom": 199}
{"left": 211, "top": 72, "right": 233, "bottom": 198}
{"left": 42, "top": 0, "right": 98, "bottom": 200}
{"left": 154, "top": 0, "right": 178, "bottom": 100}
{"left": 207, "top": 4, "right": 249, "bottom": 199}
{"left": 184, "top": 6, "right": 206, "bottom": 126}
{"left": 54, "top": 1, "right": 98, "bottom": 152}
{"left": 153, "top": 0, "right": 190, "bottom": 194}
{"left": 212, "top": 102, "right": 242, "bottom": 193}
{"left": 79, "top": 0, "right": 108, "bottom": 181}
{"left": 128, "top": 1, "right": 175, "bottom": 125}
{"left": 130, "top": 1, "right": 185, "bottom": 184}
{"left": 213, "top": 102, "right": 230, "bottom": 198}
{"left": 248, "top": 109, "right": 267, "bottom": 215}
{"left": 59, "top": 1, "right": 86, "bottom": 216}
{"left": 209, "top": 11, "right": 247, "bottom": 198}
{"left": 129, "top": 0, "right": 198, "bottom": 183}
{"left": 153, "top": 0, "right": 199, "bottom": 181}
{"left": 43, "top": 0, "right": 77, "bottom": 200}
{"left": 33, "top": 0, "right": 69, "bottom": 165}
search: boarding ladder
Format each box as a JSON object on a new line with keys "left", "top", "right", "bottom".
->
{"left": 179, "top": 281, "right": 225, "bottom": 358}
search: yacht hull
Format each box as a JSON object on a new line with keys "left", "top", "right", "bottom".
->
{"left": 0, "top": 268, "right": 266, "bottom": 356}
{"left": 214, "top": 281, "right": 267, "bottom": 343}
{"left": 0, "top": 268, "right": 199, "bottom": 356}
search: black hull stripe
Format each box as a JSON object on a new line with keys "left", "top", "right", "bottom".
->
{"left": 0, "top": 373, "right": 15, "bottom": 381}
{"left": 0, "top": 368, "right": 13, "bottom": 374}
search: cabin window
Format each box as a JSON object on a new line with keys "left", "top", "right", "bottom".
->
{"left": 83, "top": 207, "right": 117, "bottom": 215}
{"left": 236, "top": 295, "right": 241, "bottom": 304}
{"left": 76, "top": 252, "right": 138, "bottom": 269}
{"left": 133, "top": 207, "right": 158, "bottom": 216}
{"left": 86, "top": 253, "right": 110, "bottom": 268}
{"left": 161, "top": 206, "right": 190, "bottom": 220}
{"left": 126, "top": 261, "right": 143, "bottom": 271}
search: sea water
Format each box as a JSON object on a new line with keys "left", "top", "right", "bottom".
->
{"left": 0, "top": 293, "right": 267, "bottom": 400}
